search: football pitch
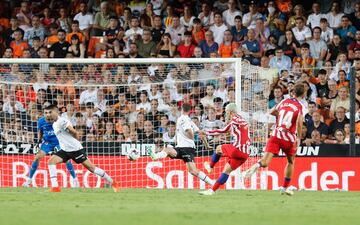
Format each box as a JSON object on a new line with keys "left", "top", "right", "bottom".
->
{"left": 0, "top": 188, "right": 359, "bottom": 225}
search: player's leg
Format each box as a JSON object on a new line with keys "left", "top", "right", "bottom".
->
{"left": 204, "top": 145, "right": 224, "bottom": 174}
{"left": 23, "top": 150, "right": 47, "bottom": 187}
{"left": 48, "top": 153, "right": 66, "bottom": 191}
{"left": 280, "top": 144, "right": 296, "bottom": 196}
{"left": 186, "top": 162, "right": 214, "bottom": 186}
{"left": 245, "top": 137, "right": 280, "bottom": 178}
{"left": 65, "top": 161, "right": 80, "bottom": 187}
{"left": 199, "top": 163, "right": 233, "bottom": 196}
{"left": 80, "top": 157, "right": 120, "bottom": 192}
{"left": 147, "top": 145, "right": 176, "bottom": 160}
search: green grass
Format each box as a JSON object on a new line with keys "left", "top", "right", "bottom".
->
{"left": 0, "top": 188, "right": 359, "bottom": 225}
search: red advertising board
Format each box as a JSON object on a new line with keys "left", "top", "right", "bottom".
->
{"left": 0, "top": 156, "right": 359, "bottom": 191}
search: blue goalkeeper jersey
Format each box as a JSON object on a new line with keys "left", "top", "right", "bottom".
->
{"left": 38, "top": 117, "right": 59, "bottom": 145}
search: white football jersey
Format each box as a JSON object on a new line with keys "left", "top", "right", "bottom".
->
{"left": 176, "top": 114, "right": 199, "bottom": 148}
{"left": 53, "top": 116, "right": 83, "bottom": 152}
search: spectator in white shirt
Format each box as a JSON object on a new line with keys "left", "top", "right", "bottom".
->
{"left": 201, "top": 84, "right": 216, "bottom": 108}
{"left": 325, "top": 1, "right": 344, "bottom": 29}
{"left": 165, "top": 15, "right": 185, "bottom": 45}
{"left": 222, "top": 0, "right": 242, "bottom": 27}
{"left": 209, "top": 12, "right": 228, "bottom": 45}
{"left": 180, "top": 5, "right": 195, "bottom": 31}
{"left": 3, "top": 95, "right": 26, "bottom": 115}
{"left": 73, "top": 2, "right": 94, "bottom": 40}
{"left": 198, "top": 3, "right": 215, "bottom": 28}
{"left": 307, "top": 3, "right": 325, "bottom": 29}
{"left": 79, "top": 82, "right": 98, "bottom": 106}
{"left": 292, "top": 17, "right": 312, "bottom": 44}
{"left": 136, "top": 90, "right": 151, "bottom": 113}
{"left": 124, "top": 17, "right": 143, "bottom": 52}
{"left": 319, "top": 18, "right": 334, "bottom": 43}
{"left": 307, "top": 27, "right": 328, "bottom": 67}
{"left": 242, "top": 2, "right": 263, "bottom": 30}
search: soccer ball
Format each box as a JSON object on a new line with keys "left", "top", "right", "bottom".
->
{"left": 127, "top": 148, "right": 140, "bottom": 161}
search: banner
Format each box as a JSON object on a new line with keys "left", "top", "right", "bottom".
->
{"left": 1, "top": 142, "right": 360, "bottom": 156}
{"left": 0, "top": 155, "right": 359, "bottom": 191}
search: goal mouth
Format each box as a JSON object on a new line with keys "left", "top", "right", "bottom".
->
{"left": 0, "top": 58, "right": 268, "bottom": 190}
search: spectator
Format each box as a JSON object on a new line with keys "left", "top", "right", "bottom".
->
{"left": 136, "top": 90, "right": 151, "bottom": 113}
{"left": 16, "top": 1, "right": 32, "bottom": 31}
{"left": 218, "top": 30, "right": 238, "bottom": 58}
{"left": 268, "top": 86, "right": 283, "bottom": 108}
{"left": 242, "top": 1, "right": 263, "bottom": 30}
{"left": 9, "top": 29, "right": 28, "bottom": 58}
{"left": 165, "top": 14, "right": 185, "bottom": 45}
{"left": 349, "top": 2, "right": 360, "bottom": 29}
{"left": 136, "top": 28, "right": 156, "bottom": 58}
{"left": 73, "top": 2, "right": 94, "bottom": 40}
{"left": 329, "top": 106, "right": 350, "bottom": 137}
{"left": 286, "top": 4, "right": 306, "bottom": 30}
{"left": 140, "top": 3, "right": 155, "bottom": 28}
{"left": 306, "top": 3, "right": 325, "bottom": 29}
{"left": 325, "top": 1, "right": 344, "bottom": 29}
{"left": 292, "top": 17, "right": 312, "bottom": 44}
{"left": 23, "top": 15, "right": 45, "bottom": 47}
{"left": 330, "top": 86, "right": 350, "bottom": 117}
{"left": 95, "top": 16, "right": 122, "bottom": 56}
{"left": 67, "top": 34, "right": 85, "bottom": 58}
{"left": 324, "top": 128, "right": 346, "bottom": 144}
{"left": 145, "top": 98, "right": 163, "bottom": 129}
{"left": 200, "top": 84, "right": 216, "bottom": 108}
{"left": 126, "top": 42, "right": 143, "bottom": 58}
{"left": 163, "top": 120, "right": 176, "bottom": 145}
{"left": 242, "top": 29, "right": 262, "bottom": 65}
{"left": 49, "top": 29, "right": 70, "bottom": 58}
{"left": 281, "top": 29, "right": 300, "bottom": 60}
{"left": 304, "top": 129, "right": 323, "bottom": 146}
{"left": 210, "top": 12, "right": 228, "bottom": 46}
{"left": 177, "top": 31, "right": 195, "bottom": 58}
{"left": 222, "top": 0, "right": 241, "bottom": 27}
{"left": 92, "top": 1, "right": 116, "bottom": 36}
{"left": 138, "top": 120, "right": 159, "bottom": 142}
{"left": 319, "top": 18, "right": 334, "bottom": 44}
{"left": 180, "top": 5, "right": 195, "bottom": 31}
{"left": 156, "top": 33, "right": 176, "bottom": 58}
{"left": 56, "top": 7, "right": 72, "bottom": 33}
{"left": 326, "top": 34, "right": 346, "bottom": 63}
{"left": 151, "top": 15, "right": 165, "bottom": 44}
{"left": 198, "top": 3, "right": 215, "bottom": 28}
{"left": 4, "top": 17, "right": 24, "bottom": 47}
{"left": 308, "top": 26, "right": 327, "bottom": 67}
{"left": 199, "top": 30, "right": 218, "bottom": 57}
{"left": 66, "top": 20, "right": 85, "bottom": 44}
{"left": 231, "top": 15, "right": 247, "bottom": 44}
{"left": 336, "top": 15, "right": 357, "bottom": 46}
{"left": 269, "top": 47, "right": 292, "bottom": 73}
{"left": 306, "top": 111, "right": 329, "bottom": 140}
{"left": 293, "top": 43, "right": 315, "bottom": 73}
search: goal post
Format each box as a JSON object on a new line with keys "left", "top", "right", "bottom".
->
{"left": 0, "top": 58, "right": 267, "bottom": 189}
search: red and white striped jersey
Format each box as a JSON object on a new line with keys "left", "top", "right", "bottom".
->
{"left": 271, "top": 98, "right": 303, "bottom": 143}
{"left": 206, "top": 114, "right": 250, "bottom": 154}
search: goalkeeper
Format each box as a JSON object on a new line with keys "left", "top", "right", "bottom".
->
{"left": 23, "top": 103, "right": 80, "bottom": 188}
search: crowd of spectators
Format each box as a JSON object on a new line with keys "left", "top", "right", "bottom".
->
{"left": 1, "top": 0, "right": 360, "bottom": 147}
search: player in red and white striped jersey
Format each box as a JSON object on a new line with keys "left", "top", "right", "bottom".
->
{"left": 245, "top": 83, "right": 306, "bottom": 196}
{"left": 199, "top": 103, "right": 250, "bottom": 195}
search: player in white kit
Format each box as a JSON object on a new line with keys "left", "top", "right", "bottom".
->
{"left": 147, "top": 103, "right": 214, "bottom": 186}
{"left": 44, "top": 104, "right": 120, "bottom": 192}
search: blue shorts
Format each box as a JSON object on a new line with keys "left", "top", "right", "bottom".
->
{"left": 40, "top": 142, "right": 60, "bottom": 154}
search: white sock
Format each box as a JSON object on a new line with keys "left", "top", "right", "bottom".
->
{"left": 94, "top": 167, "right": 113, "bottom": 183}
{"left": 155, "top": 151, "right": 168, "bottom": 159}
{"left": 48, "top": 165, "right": 58, "bottom": 187}
{"left": 198, "top": 171, "right": 215, "bottom": 186}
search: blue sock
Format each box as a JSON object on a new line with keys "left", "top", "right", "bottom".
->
{"left": 217, "top": 173, "right": 229, "bottom": 185}
{"left": 29, "top": 161, "right": 39, "bottom": 179}
{"left": 66, "top": 161, "right": 76, "bottom": 179}
{"left": 210, "top": 152, "right": 221, "bottom": 168}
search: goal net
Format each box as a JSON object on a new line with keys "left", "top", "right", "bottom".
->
{"left": 0, "top": 58, "right": 268, "bottom": 189}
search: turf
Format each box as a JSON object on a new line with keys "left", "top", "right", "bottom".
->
{"left": 0, "top": 188, "right": 359, "bottom": 225}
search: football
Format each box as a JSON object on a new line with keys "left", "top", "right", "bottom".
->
{"left": 127, "top": 148, "right": 140, "bottom": 161}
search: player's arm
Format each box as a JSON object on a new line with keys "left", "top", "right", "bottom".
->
{"left": 37, "top": 130, "right": 43, "bottom": 143}
{"left": 65, "top": 124, "right": 80, "bottom": 140}
{"left": 197, "top": 130, "right": 211, "bottom": 149}
{"left": 296, "top": 114, "right": 304, "bottom": 145}
{"left": 206, "top": 122, "right": 232, "bottom": 136}
{"left": 268, "top": 105, "right": 279, "bottom": 116}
